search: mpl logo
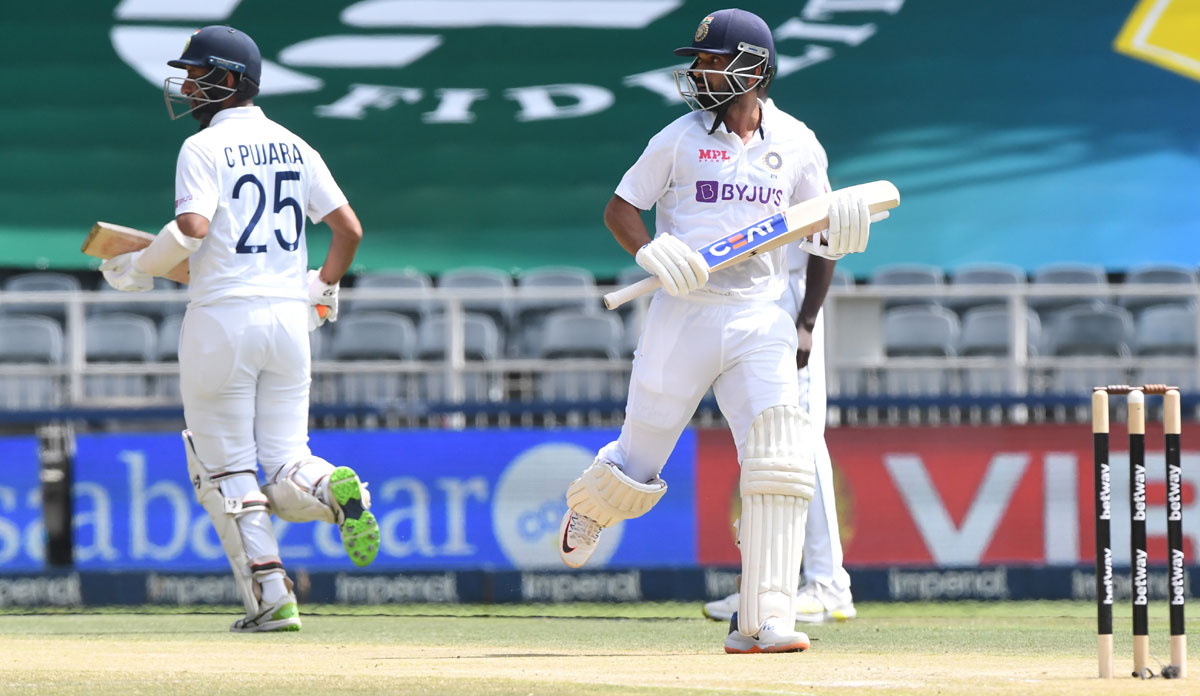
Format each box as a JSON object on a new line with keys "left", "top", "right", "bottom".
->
{"left": 699, "top": 149, "right": 730, "bottom": 162}
{"left": 109, "top": 0, "right": 905, "bottom": 123}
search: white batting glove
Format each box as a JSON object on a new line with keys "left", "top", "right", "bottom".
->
{"left": 307, "top": 268, "right": 339, "bottom": 331}
{"left": 635, "top": 234, "right": 709, "bottom": 297}
{"left": 100, "top": 251, "right": 154, "bottom": 292}
{"left": 800, "top": 192, "right": 881, "bottom": 260}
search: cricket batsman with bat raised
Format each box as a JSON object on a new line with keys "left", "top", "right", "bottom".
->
{"left": 558, "top": 8, "right": 871, "bottom": 653}
{"left": 99, "top": 25, "right": 379, "bottom": 632}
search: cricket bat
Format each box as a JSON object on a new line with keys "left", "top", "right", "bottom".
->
{"left": 82, "top": 222, "right": 190, "bottom": 285}
{"left": 603, "top": 180, "right": 900, "bottom": 310}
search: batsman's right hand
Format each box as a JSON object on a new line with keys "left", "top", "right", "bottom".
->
{"left": 635, "top": 234, "right": 709, "bottom": 297}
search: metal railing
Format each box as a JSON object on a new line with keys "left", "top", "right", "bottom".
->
{"left": 0, "top": 280, "right": 1197, "bottom": 426}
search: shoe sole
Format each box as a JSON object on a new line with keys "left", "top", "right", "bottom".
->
{"left": 796, "top": 607, "right": 857, "bottom": 624}
{"left": 703, "top": 607, "right": 734, "bottom": 622}
{"left": 724, "top": 640, "right": 810, "bottom": 654}
{"left": 230, "top": 602, "right": 303, "bottom": 632}
{"left": 330, "top": 467, "right": 380, "bottom": 568}
{"left": 558, "top": 512, "right": 592, "bottom": 569}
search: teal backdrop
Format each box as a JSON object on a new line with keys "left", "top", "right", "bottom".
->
{"left": 1, "top": 1, "right": 1196, "bottom": 278}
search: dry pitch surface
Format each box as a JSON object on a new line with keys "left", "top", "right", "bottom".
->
{"left": 0, "top": 601, "right": 1195, "bottom": 695}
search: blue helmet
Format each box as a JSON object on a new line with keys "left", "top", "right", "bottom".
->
{"left": 673, "top": 9, "right": 776, "bottom": 117}
{"left": 163, "top": 25, "right": 262, "bottom": 122}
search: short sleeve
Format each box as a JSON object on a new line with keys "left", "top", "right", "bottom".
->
{"left": 174, "top": 138, "right": 220, "bottom": 220}
{"left": 789, "top": 131, "right": 831, "bottom": 206}
{"left": 614, "top": 128, "right": 677, "bottom": 211}
{"left": 305, "top": 148, "right": 349, "bottom": 223}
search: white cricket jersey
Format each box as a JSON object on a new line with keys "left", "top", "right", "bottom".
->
{"left": 615, "top": 98, "right": 830, "bottom": 302}
{"left": 174, "top": 106, "right": 347, "bottom": 306}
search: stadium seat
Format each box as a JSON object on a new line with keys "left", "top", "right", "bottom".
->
{"left": 90, "top": 277, "right": 185, "bottom": 320}
{"left": 947, "top": 263, "right": 1025, "bottom": 313}
{"left": 1029, "top": 262, "right": 1108, "bottom": 316}
{"left": 346, "top": 269, "right": 434, "bottom": 323}
{"left": 512, "top": 266, "right": 597, "bottom": 356}
{"left": 958, "top": 305, "right": 1042, "bottom": 357}
{"left": 536, "top": 311, "right": 624, "bottom": 403}
{"left": 958, "top": 305, "right": 1041, "bottom": 396}
{"left": 84, "top": 313, "right": 157, "bottom": 401}
{"left": 1131, "top": 304, "right": 1200, "bottom": 391}
{"left": 417, "top": 313, "right": 502, "bottom": 403}
{"left": 330, "top": 312, "right": 417, "bottom": 407}
{"left": 869, "top": 263, "right": 945, "bottom": 308}
{"left": 2, "top": 271, "right": 81, "bottom": 320}
{"left": 155, "top": 314, "right": 184, "bottom": 402}
{"left": 881, "top": 305, "right": 960, "bottom": 395}
{"left": 1119, "top": 264, "right": 1198, "bottom": 315}
{"left": 436, "top": 267, "right": 513, "bottom": 333}
{"left": 1040, "top": 303, "right": 1133, "bottom": 395}
{"left": 831, "top": 267, "right": 855, "bottom": 290}
{"left": 1045, "top": 303, "right": 1133, "bottom": 357}
{"left": 1134, "top": 303, "right": 1198, "bottom": 356}
{"left": 0, "top": 315, "right": 64, "bottom": 409}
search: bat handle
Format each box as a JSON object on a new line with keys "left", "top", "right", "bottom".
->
{"left": 603, "top": 276, "right": 661, "bottom": 310}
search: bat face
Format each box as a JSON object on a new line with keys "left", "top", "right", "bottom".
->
{"left": 698, "top": 212, "right": 789, "bottom": 270}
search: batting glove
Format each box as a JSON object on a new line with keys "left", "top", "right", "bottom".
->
{"left": 100, "top": 251, "right": 154, "bottom": 292}
{"left": 800, "top": 192, "right": 885, "bottom": 260}
{"left": 635, "top": 234, "right": 709, "bottom": 297}
{"left": 307, "top": 268, "right": 339, "bottom": 331}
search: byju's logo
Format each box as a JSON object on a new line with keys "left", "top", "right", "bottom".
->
{"left": 695, "top": 181, "right": 784, "bottom": 206}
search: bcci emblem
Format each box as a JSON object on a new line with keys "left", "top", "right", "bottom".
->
{"left": 763, "top": 151, "right": 783, "bottom": 170}
{"left": 695, "top": 16, "right": 714, "bottom": 42}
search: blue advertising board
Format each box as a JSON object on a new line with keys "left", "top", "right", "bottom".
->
{"left": 2, "top": 429, "right": 697, "bottom": 572}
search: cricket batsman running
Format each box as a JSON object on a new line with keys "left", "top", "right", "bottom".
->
{"left": 99, "top": 25, "right": 379, "bottom": 631}
{"left": 557, "top": 8, "right": 872, "bottom": 653}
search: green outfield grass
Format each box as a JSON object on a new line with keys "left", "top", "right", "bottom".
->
{"left": 0, "top": 601, "right": 1194, "bottom": 695}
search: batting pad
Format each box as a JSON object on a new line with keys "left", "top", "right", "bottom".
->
{"left": 263, "top": 457, "right": 338, "bottom": 524}
{"left": 184, "top": 431, "right": 283, "bottom": 618}
{"left": 566, "top": 458, "right": 667, "bottom": 528}
{"left": 738, "top": 405, "right": 815, "bottom": 636}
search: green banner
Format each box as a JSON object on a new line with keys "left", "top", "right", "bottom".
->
{"left": 1, "top": 1, "right": 1197, "bottom": 277}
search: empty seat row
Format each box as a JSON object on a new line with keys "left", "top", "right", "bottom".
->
{"left": 883, "top": 302, "right": 1199, "bottom": 359}
{"left": 868, "top": 262, "right": 1198, "bottom": 315}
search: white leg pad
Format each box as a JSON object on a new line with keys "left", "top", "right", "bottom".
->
{"left": 566, "top": 458, "right": 667, "bottom": 528}
{"left": 263, "top": 457, "right": 337, "bottom": 524}
{"left": 738, "top": 405, "right": 815, "bottom": 637}
{"left": 184, "top": 431, "right": 284, "bottom": 617}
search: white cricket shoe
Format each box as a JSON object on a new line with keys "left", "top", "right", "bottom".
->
{"left": 724, "top": 613, "right": 811, "bottom": 654}
{"left": 795, "top": 581, "right": 856, "bottom": 623}
{"left": 703, "top": 592, "right": 739, "bottom": 622}
{"left": 230, "top": 594, "right": 301, "bottom": 633}
{"left": 558, "top": 510, "right": 602, "bottom": 568}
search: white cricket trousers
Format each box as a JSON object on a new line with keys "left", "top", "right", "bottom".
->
{"left": 179, "top": 297, "right": 312, "bottom": 480}
{"left": 778, "top": 279, "right": 851, "bottom": 593}
{"left": 601, "top": 292, "right": 801, "bottom": 484}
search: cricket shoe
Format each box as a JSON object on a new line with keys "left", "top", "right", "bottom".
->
{"left": 231, "top": 594, "right": 301, "bottom": 633}
{"left": 703, "top": 592, "right": 739, "bottom": 622}
{"left": 724, "top": 613, "right": 810, "bottom": 654}
{"left": 329, "top": 466, "right": 380, "bottom": 567}
{"left": 795, "top": 581, "right": 856, "bottom": 623}
{"left": 559, "top": 510, "right": 602, "bottom": 568}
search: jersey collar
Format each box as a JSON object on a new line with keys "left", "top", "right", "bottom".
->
{"left": 700, "top": 98, "right": 768, "bottom": 140}
{"left": 208, "top": 105, "right": 265, "bottom": 127}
